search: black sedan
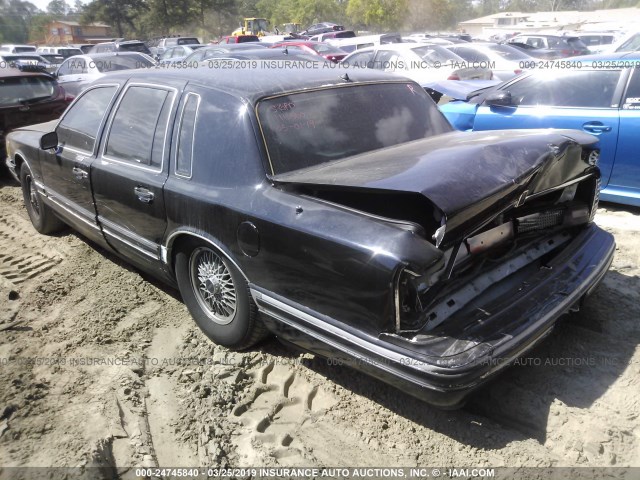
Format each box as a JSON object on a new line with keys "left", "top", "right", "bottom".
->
{"left": 5, "top": 65, "right": 614, "bottom": 408}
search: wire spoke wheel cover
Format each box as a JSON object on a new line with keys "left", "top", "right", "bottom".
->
{"left": 189, "top": 246, "right": 237, "bottom": 325}
{"left": 27, "top": 174, "right": 40, "bottom": 215}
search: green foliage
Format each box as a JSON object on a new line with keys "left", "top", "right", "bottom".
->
{"left": 346, "top": 0, "right": 408, "bottom": 30}
{"left": 0, "top": 0, "right": 39, "bottom": 43}
{"left": 81, "top": 0, "right": 148, "bottom": 37}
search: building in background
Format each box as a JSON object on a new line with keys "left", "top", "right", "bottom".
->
{"left": 459, "top": 8, "right": 640, "bottom": 39}
{"left": 45, "top": 20, "right": 112, "bottom": 45}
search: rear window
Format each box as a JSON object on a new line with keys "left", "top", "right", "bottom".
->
{"left": 94, "top": 54, "right": 154, "bottom": 72}
{"left": 119, "top": 42, "right": 150, "bottom": 54}
{"left": 15, "top": 46, "right": 36, "bottom": 53}
{"left": 178, "top": 38, "right": 199, "bottom": 45}
{"left": 566, "top": 38, "right": 588, "bottom": 49}
{"left": 257, "top": 83, "right": 452, "bottom": 175}
{"left": 0, "top": 75, "right": 55, "bottom": 106}
{"left": 238, "top": 36, "right": 260, "bottom": 43}
{"left": 334, "top": 31, "right": 356, "bottom": 39}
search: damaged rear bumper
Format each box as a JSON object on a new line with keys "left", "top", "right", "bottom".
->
{"left": 251, "top": 224, "right": 614, "bottom": 408}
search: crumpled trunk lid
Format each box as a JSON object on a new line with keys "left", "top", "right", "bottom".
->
{"left": 273, "top": 129, "right": 598, "bottom": 247}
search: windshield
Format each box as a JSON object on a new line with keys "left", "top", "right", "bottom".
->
{"left": 94, "top": 54, "right": 154, "bottom": 72}
{"left": 488, "top": 44, "right": 531, "bottom": 60}
{"left": 15, "top": 46, "right": 36, "bottom": 53}
{"left": 59, "top": 48, "right": 83, "bottom": 58}
{"left": 254, "top": 19, "right": 269, "bottom": 32}
{"left": 0, "top": 76, "right": 55, "bottom": 106}
{"left": 412, "top": 45, "right": 462, "bottom": 64}
{"left": 258, "top": 83, "right": 451, "bottom": 175}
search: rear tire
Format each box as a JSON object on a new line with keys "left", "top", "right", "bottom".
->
{"left": 175, "top": 239, "right": 269, "bottom": 350}
{"left": 19, "top": 163, "right": 65, "bottom": 235}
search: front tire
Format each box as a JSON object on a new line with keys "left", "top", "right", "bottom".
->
{"left": 19, "top": 163, "right": 65, "bottom": 235}
{"left": 175, "top": 239, "right": 268, "bottom": 350}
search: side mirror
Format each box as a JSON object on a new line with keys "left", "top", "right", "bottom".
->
{"left": 485, "top": 91, "right": 513, "bottom": 107}
{"left": 40, "top": 131, "right": 59, "bottom": 150}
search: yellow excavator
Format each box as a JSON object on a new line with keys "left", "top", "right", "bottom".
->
{"left": 231, "top": 18, "right": 270, "bottom": 37}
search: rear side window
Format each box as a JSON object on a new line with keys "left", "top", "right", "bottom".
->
{"left": 175, "top": 93, "right": 200, "bottom": 177}
{"left": 105, "top": 86, "right": 173, "bottom": 166}
{"left": 57, "top": 86, "right": 117, "bottom": 152}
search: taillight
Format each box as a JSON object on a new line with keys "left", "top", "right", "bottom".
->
{"left": 514, "top": 69, "right": 522, "bottom": 75}
{"left": 58, "top": 85, "right": 74, "bottom": 102}
{"left": 560, "top": 49, "right": 571, "bottom": 56}
{"left": 447, "top": 74, "right": 461, "bottom": 80}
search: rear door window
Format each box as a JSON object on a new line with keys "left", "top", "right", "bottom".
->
{"left": 104, "top": 85, "right": 174, "bottom": 167}
{"left": 57, "top": 86, "right": 118, "bottom": 152}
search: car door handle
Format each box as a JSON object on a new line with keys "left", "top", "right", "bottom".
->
{"left": 72, "top": 166, "right": 88, "bottom": 180}
{"left": 582, "top": 122, "right": 612, "bottom": 133}
{"left": 134, "top": 186, "right": 154, "bottom": 204}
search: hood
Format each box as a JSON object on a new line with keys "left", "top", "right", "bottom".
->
{"left": 273, "top": 129, "right": 598, "bottom": 247}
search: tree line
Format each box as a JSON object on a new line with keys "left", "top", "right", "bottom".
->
{"left": 1, "top": 0, "right": 638, "bottom": 44}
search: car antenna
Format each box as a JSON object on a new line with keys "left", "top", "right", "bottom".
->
{"left": 340, "top": 73, "right": 352, "bottom": 82}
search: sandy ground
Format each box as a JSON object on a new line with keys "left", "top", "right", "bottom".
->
{"left": 0, "top": 178, "right": 639, "bottom": 475}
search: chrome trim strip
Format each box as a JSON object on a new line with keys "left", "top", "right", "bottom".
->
{"left": 101, "top": 222, "right": 158, "bottom": 260}
{"left": 164, "top": 229, "right": 249, "bottom": 281}
{"left": 99, "top": 216, "right": 158, "bottom": 251}
{"left": 45, "top": 192, "right": 100, "bottom": 231}
{"left": 253, "top": 290, "right": 417, "bottom": 369}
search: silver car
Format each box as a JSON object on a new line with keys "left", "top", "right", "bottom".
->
{"left": 446, "top": 43, "right": 533, "bottom": 81}
{"left": 55, "top": 52, "right": 156, "bottom": 96}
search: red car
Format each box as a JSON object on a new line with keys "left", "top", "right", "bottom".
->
{"left": 270, "top": 41, "right": 347, "bottom": 63}
{"left": 0, "top": 67, "right": 73, "bottom": 165}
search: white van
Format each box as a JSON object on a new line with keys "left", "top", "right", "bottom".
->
{"left": 327, "top": 33, "right": 402, "bottom": 53}
{"left": 36, "top": 46, "right": 83, "bottom": 58}
{"left": 0, "top": 44, "right": 36, "bottom": 53}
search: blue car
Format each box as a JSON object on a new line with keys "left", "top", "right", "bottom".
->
{"left": 439, "top": 52, "right": 640, "bottom": 206}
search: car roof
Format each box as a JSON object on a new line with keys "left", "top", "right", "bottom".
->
{"left": 98, "top": 63, "right": 408, "bottom": 104}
